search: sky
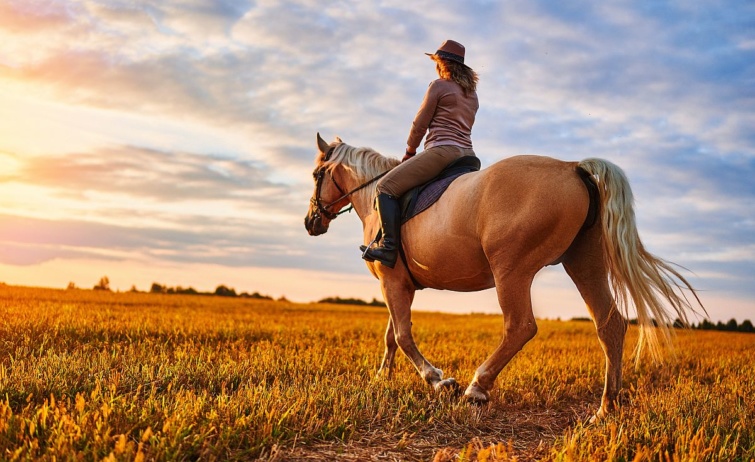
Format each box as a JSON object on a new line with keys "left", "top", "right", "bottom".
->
{"left": 0, "top": 0, "right": 753, "bottom": 323}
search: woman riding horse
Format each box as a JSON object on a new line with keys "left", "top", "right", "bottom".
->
{"left": 306, "top": 42, "right": 704, "bottom": 420}
{"left": 362, "top": 39, "right": 480, "bottom": 268}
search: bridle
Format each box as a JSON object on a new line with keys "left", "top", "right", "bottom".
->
{"left": 310, "top": 145, "right": 390, "bottom": 221}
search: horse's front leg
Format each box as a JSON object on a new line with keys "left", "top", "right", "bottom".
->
{"left": 377, "top": 317, "right": 397, "bottom": 377}
{"left": 380, "top": 274, "right": 457, "bottom": 391}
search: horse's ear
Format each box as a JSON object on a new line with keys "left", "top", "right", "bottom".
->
{"left": 316, "top": 132, "right": 330, "bottom": 154}
{"left": 335, "top": 136, "right": 343, "bottom": 143}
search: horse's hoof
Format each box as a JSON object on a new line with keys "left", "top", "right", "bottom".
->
{"left": 376, "top": 366, "right": 393, "bottom": 378}
{"left": 588, "top": 408, "right": 606, "bottom": 424}
{"left": 434, "top": 378, "right": 460, "bottom": 394}
{"left": 464, "top": 382, "right": 490, "bottom": 404}
{"left": 465, "top": 393, "right": 489, "bottom": 405}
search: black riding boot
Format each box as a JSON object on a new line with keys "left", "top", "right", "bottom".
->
{"left": 361, "top": 193, "right": 400, "bottom": 268}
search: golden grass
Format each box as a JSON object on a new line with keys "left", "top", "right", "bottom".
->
{"left": 0, "top": 285, "right": 752, "bottom": 461}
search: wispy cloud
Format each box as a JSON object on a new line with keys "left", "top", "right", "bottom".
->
{"left": 0, "top": 211, "right": 342, "bottom": 270}
{"left": 20, "top": 146, "right": 286, "bottom": 204}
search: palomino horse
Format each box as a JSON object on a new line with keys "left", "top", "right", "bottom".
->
{"left": 304, "top": 134, "right": 703, "bottom": 419}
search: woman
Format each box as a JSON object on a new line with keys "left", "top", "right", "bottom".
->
{"left": 362, "top": 39, "right": 480, "bottom": 268}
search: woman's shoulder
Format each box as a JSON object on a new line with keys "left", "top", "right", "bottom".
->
{"left": 427, "top": 78, "right": 463, "bottom": 94}
{"left": 428, "top": 78, "right": 455, "bottom": 87}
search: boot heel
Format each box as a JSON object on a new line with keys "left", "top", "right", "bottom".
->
{"left": 360, "top": 245, "right": 375, "bottom": 262}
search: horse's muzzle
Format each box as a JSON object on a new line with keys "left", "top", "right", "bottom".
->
{"left": 304, "top": 213, "right": 329, "bottom": 236}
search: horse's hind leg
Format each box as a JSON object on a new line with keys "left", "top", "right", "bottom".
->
{"left": 562, "top": 227, "right": 628, "bottom": 419}
{"left": 377, "top": 318, "right": 397, "bottom": 377}
{"left": 465, "top": 273, "right": 538, "bottom": 402}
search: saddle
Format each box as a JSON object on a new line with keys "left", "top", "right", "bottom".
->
{"left": 363, "top": 156, "right": 479, "bottom": 289}
{"left": 399, "top": 155, "right": 481, "bottom": 222}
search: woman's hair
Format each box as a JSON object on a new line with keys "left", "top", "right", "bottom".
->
{"left": 431, "top": 55, "right": 479, "bottom": 96}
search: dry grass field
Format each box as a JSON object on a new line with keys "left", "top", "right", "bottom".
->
{"left": 0, "top": 285, "right": 752, "bottom": 461}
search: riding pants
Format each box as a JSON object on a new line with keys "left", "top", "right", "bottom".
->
{"left": 377, "top": 145, "right": 476, "bottom": 197}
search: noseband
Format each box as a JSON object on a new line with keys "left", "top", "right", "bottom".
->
{"left": 310, "top": 145, "right": 390, "bottom": 221}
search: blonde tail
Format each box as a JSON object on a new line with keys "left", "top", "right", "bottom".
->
{"left": 578, "top": 158, "right": 705, "bottom": 363}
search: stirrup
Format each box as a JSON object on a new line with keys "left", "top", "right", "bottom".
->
{"left": 361, "top": 245, "right": 398, "bottom": 268}
{"left": 360, "top": 230, "right": 382, "bottom": 261}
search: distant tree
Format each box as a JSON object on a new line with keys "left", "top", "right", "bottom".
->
{"left": 239, "top": 291, "right": 273, "bottom": 300}
{"left": 93, "top": 276, "right": 111, "bottom": 291}
{"left": 673, "top": 318, "right": 685, "bottom": 328}
{"left": 698, "top": 319, "right": 714, "bottom": 330}
{"left": 317, "top": 296, "right": 385, "bottom": 307}
{"left": 214, "top": 285, "right": 237, "bottom": 297}
{"left": 277, "top": 296, "right": 289, "bottom": 302}
{"left": 319, "top": 296, "right": 363, "bottom": 305}
{"left": 739, "top": 319, "right": 754, "bottom": 333}
{"left": 570, "top": 317, "right": 592, "bottom": 322}
{"left": 66, "top": 282, "right": 77, "bottom": 290}
{"left": 129, "top": 285, "right": 139, "bottom": 293}
{"left": 176, "top": 287, "right": 198, "bottom": 295}
{"left": 726, "top": 318, "right": 739, "bottom": 332}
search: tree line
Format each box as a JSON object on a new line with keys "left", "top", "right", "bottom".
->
{"left": 146, "top": 283, "right": 274, "bottom": 300}
{"left": 693, "top": 318, "right": 754, "bottom": 333}
{"left": 71, "top": 276, "right": 274, "bottom": 300}
{"left": 317, "top": 296, "right": 387, "bottom": 307}
{"left": 571, "top": 316, "right": 754, "bottom": 334}
{"left": 72, "top": 276, "right": 386, "bottom": 306}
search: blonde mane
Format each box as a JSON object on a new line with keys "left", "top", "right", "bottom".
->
{"left": 315, "top": 141, "right": 399, "bottom": 207}
{"left": 321, "top": 142, "right": 400, "bottom": 183}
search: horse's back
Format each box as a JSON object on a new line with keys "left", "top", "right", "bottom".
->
{"left": 402, "top": 155, "right": 589, "bottom": 290}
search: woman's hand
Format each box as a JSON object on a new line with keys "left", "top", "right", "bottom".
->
{"left": 402, "top": 149, "right": 416, "bottom": 162}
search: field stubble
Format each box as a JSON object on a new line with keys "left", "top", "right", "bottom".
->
{"left": 0, "top": 285, "right": 752, "bottom": 461}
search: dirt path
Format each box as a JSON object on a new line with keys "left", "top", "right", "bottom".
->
{"left": 267, "top": 400, "right": 594, "bottom": 461}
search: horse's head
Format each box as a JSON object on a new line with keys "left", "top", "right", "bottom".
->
{"left": 304, "top": 133, "right": 351, "bottom": 236}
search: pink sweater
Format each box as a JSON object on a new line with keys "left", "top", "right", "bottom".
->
{"left": 407, "top": 79, "right": 479, "bottom": 152}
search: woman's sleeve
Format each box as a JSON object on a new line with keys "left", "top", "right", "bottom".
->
{"left": 406, "top": 82, "right": 439, "bottom": 151}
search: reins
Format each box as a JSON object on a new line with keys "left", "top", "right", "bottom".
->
{"left": 311, "top": 145, "right": 390, "bottom": 220}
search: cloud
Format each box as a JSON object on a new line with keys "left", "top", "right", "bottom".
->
{"left": 0, "top": 141, "right": 362, "bottom": 273}
{"left": 19, "top": 145, "right": 288, "bottom": 206}
{"left": 0, "top": 0, "right": 73, "bottom": 35}
{"left": 0, "top": 1, "right": 444, "bottom": 157}
{"left": 0, "top": 211, "right": 352, "bottom": 271}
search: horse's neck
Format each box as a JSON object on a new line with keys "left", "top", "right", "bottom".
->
{"left": 334, "top": 145, "right": 397, "bottom": 227}
{"left": 338, "top": 168, "right": 376, "bottom": 225}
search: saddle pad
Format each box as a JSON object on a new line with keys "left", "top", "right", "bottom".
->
{"left": 402, "top": 172, "right": 467, "bottom": 222}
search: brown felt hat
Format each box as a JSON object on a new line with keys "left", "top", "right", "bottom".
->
{"left": 425, "top": 39, "right": 469, "bottom": 67}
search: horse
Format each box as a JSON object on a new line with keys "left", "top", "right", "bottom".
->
{"left": 304, "top": 133, "right": 704, "bottom": 420}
